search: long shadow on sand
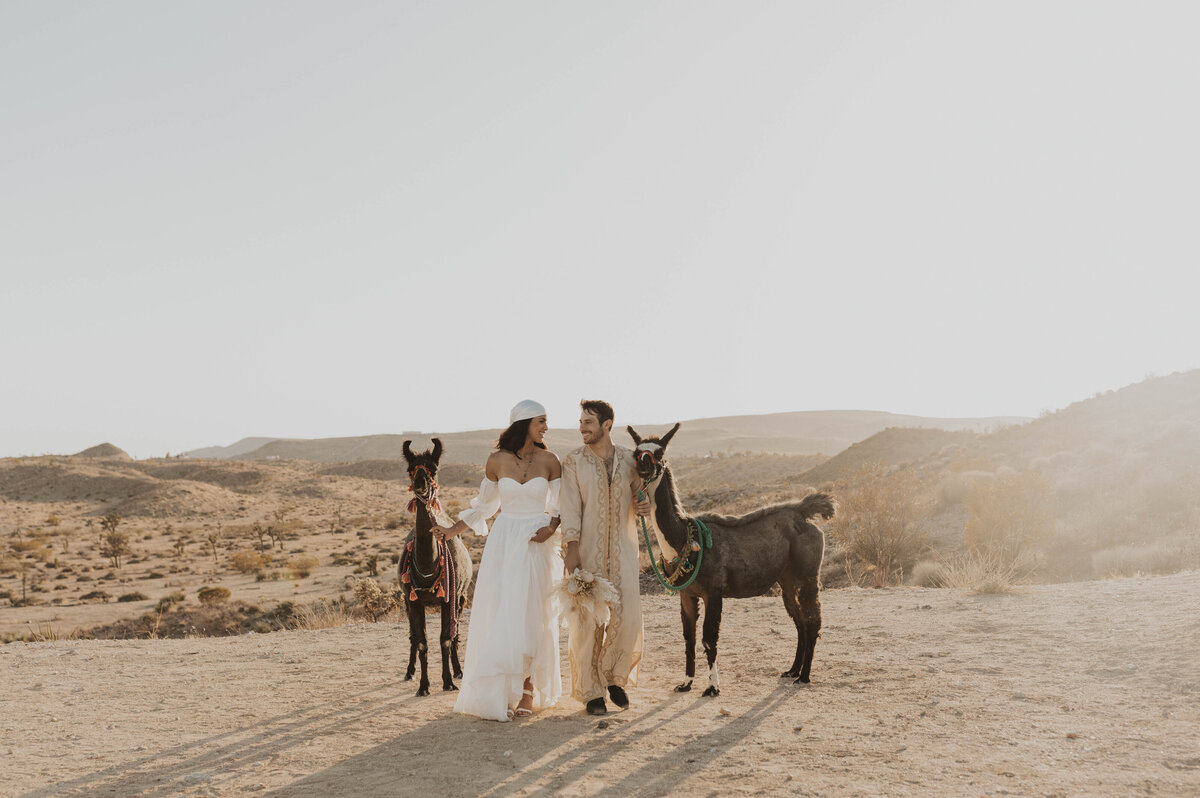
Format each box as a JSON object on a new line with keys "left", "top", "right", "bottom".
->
{"left": 18, "top": 682, "right": 430, "bottom": 798}
{"left": 272, "top": 687, "right": 799, "bottom": 797}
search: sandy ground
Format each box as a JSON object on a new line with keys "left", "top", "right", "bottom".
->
{"left": 3, "top": 572, "right": 1199, "bottom": 798}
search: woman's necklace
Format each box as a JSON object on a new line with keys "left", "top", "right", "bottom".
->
{"left": 514, "top": 446, "right": 537, "bottom": 480}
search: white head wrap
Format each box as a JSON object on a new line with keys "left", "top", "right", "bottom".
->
{"left": 509, "top": 399, "right": 547, "bottom": 424}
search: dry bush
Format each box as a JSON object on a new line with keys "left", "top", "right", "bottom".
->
{"left": 292, "top": 599, "right": 355, "bottom": 630}
{"left": 933, "top": 550, "right": 1040, "bottom": 594}
{"left": 156, "top": 590, "right": 186, "bottom": 612}
{"left": 288, "top": 554, "right": 319, "bottom": 579}
{"left": 827, "top": 462, "right": 928, "bottom": 587}
{"left": 351, "top": 577, "right": 398, "bottom": 621}
{"left": 197, "top": 586, "right": 231, "bottom": 607}
{"left": 965, "top": 470, "right": 1054, "bottom": 570}
{"left": 228, "top": 550, "right": 269, "bottom": 574}
{"left": 118, "top": 591, "right": 149, "bottom": 602}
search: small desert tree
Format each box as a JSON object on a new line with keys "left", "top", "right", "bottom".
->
{"left": 252, "top": 522, "right": 268, "bottom": 552}
{"left": 205, "top": 524, "right": 224, "bottom": 565}
{"left": 98, "top": 514, "right": 131, "bottom": 569}
{"left": 828, "top": 461, "right": 928, "bottom": 587}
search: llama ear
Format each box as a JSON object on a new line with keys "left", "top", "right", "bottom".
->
{"left": 627, "top": 426, "right": 642, "bottom": 446}
{"left": 431, "top": 438, "right": 443, "bottom": 463}
{"left": 402, "top": 440, "right": 414, "bottom": 465}
{"left": 659, "top": 422, "right": 681, "bottom": 448}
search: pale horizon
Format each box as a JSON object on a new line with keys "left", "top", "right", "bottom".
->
{"left": 4, "top": 2, "right": 1198, "bottom": 459}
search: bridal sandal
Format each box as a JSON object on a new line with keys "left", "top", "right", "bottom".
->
{"left": 514, "top": 689, "right": 535, "bottom": 717}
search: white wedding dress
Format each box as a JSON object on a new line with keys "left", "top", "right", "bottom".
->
{"left": 452, "top": 476, "right": 563, "bottom": 721}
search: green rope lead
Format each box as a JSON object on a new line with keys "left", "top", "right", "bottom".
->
{"left": 638, "top": 487, "right": 711, "bottom": 593}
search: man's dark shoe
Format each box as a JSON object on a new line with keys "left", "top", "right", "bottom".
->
{"left": 607, "top": 685, "right": 629, "bottom": 709}
{"left": 586, "top": 697, "right": 608, "bottom": 716}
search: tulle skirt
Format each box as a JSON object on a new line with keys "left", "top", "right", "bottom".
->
{"left": 453, "top": 511, "right": 563, "bottom": 721}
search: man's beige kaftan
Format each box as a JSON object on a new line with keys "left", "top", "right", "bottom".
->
{"left": 559, "top": 444, "right": 644, "bottom": 703}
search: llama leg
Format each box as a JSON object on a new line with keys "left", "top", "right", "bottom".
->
{"left": 796, "top": 578, "right": 822, "bottom": 684}
{"left": 676, "top": 593, "right": 699, "bottom": 692}
{"left": 413, "top": 604, "right": 431, "bottom": 696}
{"left": 404, "top": 601, "right": 418, "bottom": 680}
{"left": 440, "top": 601, "right": 457, "bottom": 691}
{"left": 701, "top": 592, "right": 723, "bottom": 697}
{"left": 450, "top": 596, "right": 465, "bottom": 679}
{"left": 779, "top": 580, "right": 805, "bottom": 678}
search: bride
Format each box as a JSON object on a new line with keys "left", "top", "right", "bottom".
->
{"left": 434, "top": 399, "right": 563, "bottom": 721}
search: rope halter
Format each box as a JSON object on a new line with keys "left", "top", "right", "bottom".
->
{"left": 406, "top": 463, "right": 443, "bottom": 516}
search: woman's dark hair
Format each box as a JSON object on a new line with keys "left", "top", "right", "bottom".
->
{"left": 496, "top": 418, "right": 547, "bottom": 455}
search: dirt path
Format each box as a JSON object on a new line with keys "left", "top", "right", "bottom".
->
{"left": 3, "top": 572, "right": 1199, "bottom": 797}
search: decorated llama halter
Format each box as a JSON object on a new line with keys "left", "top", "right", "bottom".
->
{"left": 635, "top": 446, "right": 711, "bottom": 592}
{"left": 406, "top": 463, "right": 444, "bottom": 518}
{"left": 634, "top": 445, "right": 666, "bottom": 484}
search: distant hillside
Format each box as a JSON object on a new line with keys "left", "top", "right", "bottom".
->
{"left": 804, "top": 369, "right": 1200, "bottom": 583}
{"left": 183, "top": 437, "right": 281, "bottom": 459}
{"left": 73, "top": 443, "right": 131, "bottom": 460}
{"left": 184, "top": 410, "right": 1026, "bottom": 464}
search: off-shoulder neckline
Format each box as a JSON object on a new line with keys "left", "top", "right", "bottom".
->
{"left": 494, "top": 475, "right": 558, "bottom": 487}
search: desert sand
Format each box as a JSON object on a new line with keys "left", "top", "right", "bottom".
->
{"left": 4, "top": 571, "right": 1199, "bottom": 797}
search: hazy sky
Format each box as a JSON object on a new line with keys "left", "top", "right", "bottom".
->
{"left": 3, "top": 1, "right": 1198, "bottom": 459}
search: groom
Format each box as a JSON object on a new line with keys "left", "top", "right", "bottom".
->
{"left": 560, "top": 399, "right": 650, "bottom": 715}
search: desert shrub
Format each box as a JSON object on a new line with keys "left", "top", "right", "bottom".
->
{"left": 934, "top": 550, "right": 1040, "bottom": 593}
{"left": 828, "top": 462, "right": 928, "bottom": 587}
{"left": 197, "top": 586, "right": 232, "bottom": 607}
{"left": 229, "top": 550, "right": 269, "bottom": 574}
{"left": 255, "top": 570, "right": 284, "bottom": 582}
{"left": 118, "top": 591, "right": 149, "bottom": 602}
{"left": 146, "top": 571, "right": 165, "bottom": 579}
{"left": 45, "top": 515, "right": 61, "bottom": 527}
{"left": 384, "top": 516, "right": 402, "bottom": 531}
{"left": 909, "top": 560, "right": 944, "bottom": 587}
{"left": 80, "top": 590, "right": 111, "bottom": 602}
{"left": 10, "top": 539, "right": 45, "bottom": 553}
{"left": 288, "top": 555, "right": 319, "bottom": 579}
{"left": 351, "top": 578, "right": 398, "bottom": 621}
{"left": 156, "top": 590, "right": 186, "bottom": 612}
{"left": 965, "top": 470, "right": 1054, "bottom": 570}
{"left": 291, "top": 599, "right": 354, "bottom": 630}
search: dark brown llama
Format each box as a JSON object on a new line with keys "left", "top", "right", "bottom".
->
{"left": 628, "top": 424, "right": 834, "bottom": 696}
{"left": 399, "top": 439, "right": 473, "bottom": 696}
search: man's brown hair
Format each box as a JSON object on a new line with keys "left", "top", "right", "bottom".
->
{"left": 580, "top": 399, "right": 614, "bottom": 428}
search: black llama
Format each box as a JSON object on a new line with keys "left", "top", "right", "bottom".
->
{"left": 628, "top": 424, "right": 834, "bottom": 695}
{"left": 399, "top": 439, "right": 473, "bottom": 696}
